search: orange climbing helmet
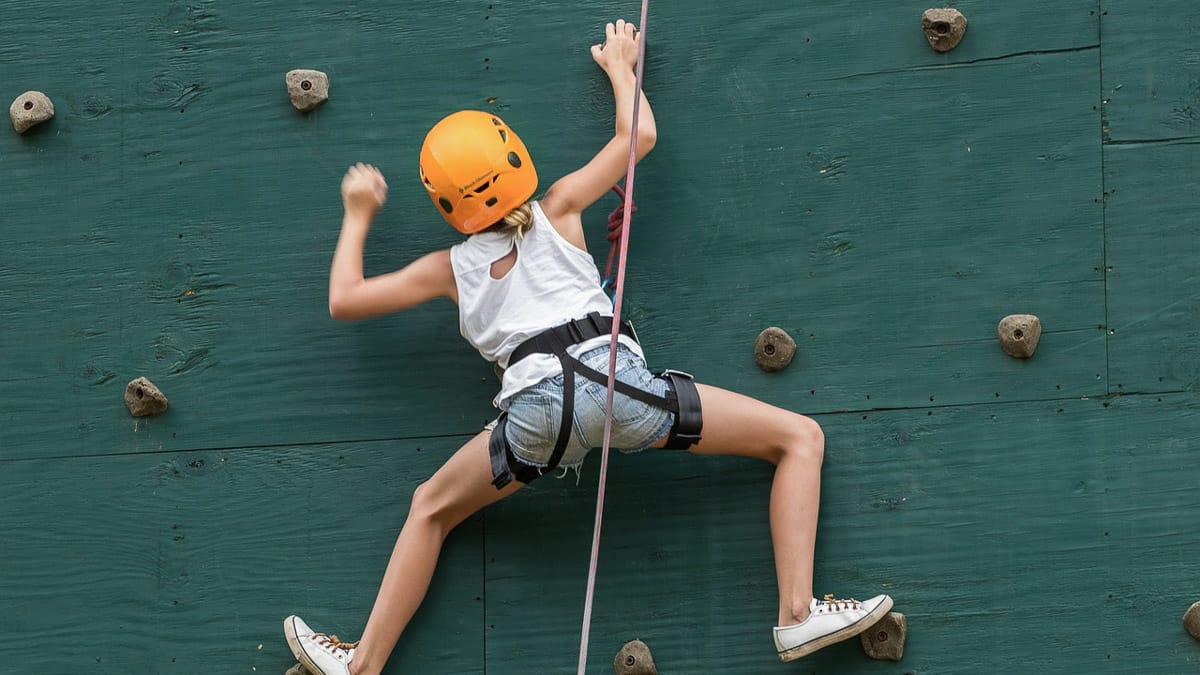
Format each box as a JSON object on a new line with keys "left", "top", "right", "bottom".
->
{"left": 419, "top": 110, "right": 538, "bottom": 234}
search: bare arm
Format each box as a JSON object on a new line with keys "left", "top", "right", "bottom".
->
{"left": 541, "top": 19, "right": 656, "bottom": 232}
{"left": 328, "top": 164, "right": 457, "bottom": 321}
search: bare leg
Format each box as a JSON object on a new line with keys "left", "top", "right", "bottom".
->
{"left": 652, "top": 383, "right": 824, "bottom": 627}
{"left": 349, "top": 431, "right": 522, "bottom": 675}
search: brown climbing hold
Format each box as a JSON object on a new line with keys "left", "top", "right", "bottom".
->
{"left": 284, "top": 664, "right": 312, "bottom": 675}
{"left": 9, "top": 91, "right": 55, "bottom": 134}
{"left": 860, "top": 611, "right": 906, "bottom": 661}
{"left": 125, "top": 377, "right": 169, "bottom": 417}
{"left": 921, "top": 8, "right": 968, "bottom": 52}
{"left": 997, "top": 314, "right": 1043, "bottom": 359}
{"left": 285, "top": 69, "right": 329, "bottom": 112}
{"left": 1185, "top": 601, "right": 1200, "bottom": 641}
{"left": 613, "top": 639, "right": 656, "bottom": 675}
{"left": 754, "top": 327, "right": 796, "bottom": 372}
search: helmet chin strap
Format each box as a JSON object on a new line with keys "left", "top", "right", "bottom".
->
{"left": 578, "top": 2, "right": 651, "bottom": 673}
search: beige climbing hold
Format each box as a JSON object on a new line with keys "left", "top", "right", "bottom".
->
{"left": 284, "top": 664, "right": 312, "bottom": 675}
{"left": 10, "top": 91, "right": 55, "bottom": 134}
{"left": 286, "top": 69, "right": 329, "bottom": 112}
{"left": 754, "top": 326, "right": 796, "bottom": 372}
{"left": 613, "top": 639, "right": 656, "bottom": 675}
{"left": 1185, "top": 601, "right": 1200, "bottom": 641}
{"left": 921, "top": 8, "right": 968, "bottom": 52}
{"left": 125, "top": 377, "right": 169, "bottom": 417}
{"left": 997, "top": 314, "right": 1043, "bottom": 359}
{"left": 860, "top": 611, "right": 906, "bottom": 661}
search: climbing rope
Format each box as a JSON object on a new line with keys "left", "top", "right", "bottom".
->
{"left": 578, "top": 3, "right": 650, "bottom": 672}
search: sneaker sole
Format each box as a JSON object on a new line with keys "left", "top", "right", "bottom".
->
{"left": 283, "top": 617, "right": 329, "bottom": 675}
{"left": 777, "top": 596, "right": 895, "bottom": 662}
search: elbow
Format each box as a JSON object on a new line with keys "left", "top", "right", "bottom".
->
{"left": 635, "top": 126, "right": 657, "bottom": 158}
{"left": 328, "top": 294, "right": 358, "bottom": 322}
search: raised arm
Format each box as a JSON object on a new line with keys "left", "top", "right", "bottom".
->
{"left": 328, "top": 163, "right": 457, "bottom": 321}
{"left": 540, "top": 19, "right": 656, "bottom": 229}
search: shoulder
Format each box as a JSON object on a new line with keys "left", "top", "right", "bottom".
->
{"left": 535, "top": 191, "right": 587, "bottom": 252}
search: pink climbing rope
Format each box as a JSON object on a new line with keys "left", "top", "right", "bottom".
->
{"left": 578, "top": 3, "right": 650, "bottom": 673}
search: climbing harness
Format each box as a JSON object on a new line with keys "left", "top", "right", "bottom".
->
{"left": 578, "top": 3, "right": 653, "bottom": 672}
{"left": 487, "top": 312, "right": 703, "bottom": 489}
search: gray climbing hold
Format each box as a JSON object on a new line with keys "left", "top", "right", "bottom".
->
{"left": 286, "top": 69, "right": 329, "bottom": 112}
{"left": 860, "top": 611, "right": 906, "bottom": 661}
{"left": 1185, "top": 601, "right": 1200, "bottom": 641}
{"left": 284, "top": 664, "right": 312, "bottom": 675}
{"left": 613, "top": 639, "right": 656, "bottom": 675}
{"left": 921, "top": 8, "right": 968, "bottom": 52}
{"left": 10, "top": 91, "right": 55, "bottom": 134}
{"left": 754, "top": 327, "right": 797, "bottom": 372}
{"left": 997, "top": 314, "right": 1043, "bottom": 359}
{"left": 125, "top": 377, "right": 169, "bottom": 417}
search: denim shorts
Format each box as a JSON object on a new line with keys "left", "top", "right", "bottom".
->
{"left": 501, "top": 344, "right": 676, "bottom": 473}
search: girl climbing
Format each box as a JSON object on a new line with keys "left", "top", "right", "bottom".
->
{"left": 285, "top": 18, "right": 892, "bottom": 675}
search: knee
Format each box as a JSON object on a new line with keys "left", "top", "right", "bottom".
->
{"left": 785, "top": 416, "right": 824, "bottom": 467}
{"left": 408, "top": 480, "right": 457, "bottom": 535}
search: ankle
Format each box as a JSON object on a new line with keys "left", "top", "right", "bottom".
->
{"left": 782, "top": 595, "right": 814, "bottom": 626}
{"left": 348, "top": 656, "right": 378, "bottom": 675}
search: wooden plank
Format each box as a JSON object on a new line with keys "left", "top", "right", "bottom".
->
{"left": 1104, "top": 142, "right": 1200, "bottom": 393}
{"left": 1101, "top": 2, "right": 1200, "bottom": 142}
{"left": 0, "top": 437, "right": 483, "bottom": 673}
{"left": 483, "top": 393, "right": 1200, "bottom": 673}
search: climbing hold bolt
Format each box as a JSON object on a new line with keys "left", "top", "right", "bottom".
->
{"left": 125, "top": 377, "right": 169, "bottom": 417}
{"left": 1185, "top": 601, "right": 1200, "bottom": 641}
{"left": 285, "top": 69, "right": 329, "bottom": 112}
{"left": 860, "top": 611, "right": 906, "bottom": 661}
{"left": 754, "top": 327, "right": 797, "bottom": 372}
{"left": 997, "top": 314, "right": 1042, "bottom": 359}
{"left": 613, "top": 639, "right": 656, "bottom": 675}
{"left": 921, "top": 8, "right": 968, "bottom": 52}
{"left": 9, "top": 91, "right": 55, "bottom": 134}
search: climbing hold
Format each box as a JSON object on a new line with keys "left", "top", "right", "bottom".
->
{"left": 1185, "top": 601, "right": 1200, "bottom": 640}
{"left": 921, "top": 8, "right": 968, "bottom": 52}
{"left": 997, "top": 314, "right": 1043, "bottom": 359}
{"left": 285, "top": 69, "right": 329, "bottom": 112}
{"left": 9, "top": 91, "right": 55, "bottom": 134}
{"left": 284, "top": 664, "right": 311, "bottom": 675}
{"left": 860, "top": 611, "right": 906, "bottom": 661}
{"left": 613, "top": 639, "right": 656, "bottom": 675}
{"left": 124, "top": 377, "right": 169, "bottom": 417}
{"left": 754, "top": 327, "right": 797, "bottom": 372}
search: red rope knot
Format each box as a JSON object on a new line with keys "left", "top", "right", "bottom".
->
{"left": 602, "top": 184, "right": 637, "bottom": 285}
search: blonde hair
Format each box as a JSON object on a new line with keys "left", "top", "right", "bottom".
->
{"left": 488, "top": 202, "right": 534, "bottom": 238}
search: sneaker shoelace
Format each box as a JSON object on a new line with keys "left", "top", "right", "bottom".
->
{"left": 311, "top": 632, "right": 359, "bottom": 655}
{"left": 819, "top": 594, "right": 862, "bottom": 612}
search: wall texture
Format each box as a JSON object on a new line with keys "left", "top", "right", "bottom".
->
{"left": 2, "top": 0, "right": 1198, "bottom": 672}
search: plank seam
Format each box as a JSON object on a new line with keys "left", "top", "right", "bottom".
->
{"left": 1097, "top": 0, "right": 1111, "bottom": 395}
{"left": 5, "top": 392, "right": 1191, "bottom": 465}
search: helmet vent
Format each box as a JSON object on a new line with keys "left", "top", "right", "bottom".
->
{"left": 438, "top": 197, "right": 453, "bottom": 213}
{"left": 506, "top": 152, "right": 522, "bottom": 168}
{"left": 498, "top": 129, "right": 508, "bottom": 142}
{"left": 473, "top": 179, "right": 491, "bottom": 194}
{"left": 485, "top": 196, "right": 499, "bottom": 207}
{"left": 492, "top": 118, "right": 502, "bottom": 126}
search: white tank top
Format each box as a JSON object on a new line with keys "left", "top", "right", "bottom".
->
{"left": 449, "top": 202, "right": 643, "bottom": 407}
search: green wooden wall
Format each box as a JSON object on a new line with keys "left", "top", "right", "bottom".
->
{"left": 2, "top": 0, "right": 1198, "bottom": 672}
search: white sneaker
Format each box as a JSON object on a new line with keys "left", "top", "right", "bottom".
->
{"left": 283, "top": 615, "right": 357, "bottom": 675}
{"left": 773, "top": 593, "right": 893, "bottom": 661}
